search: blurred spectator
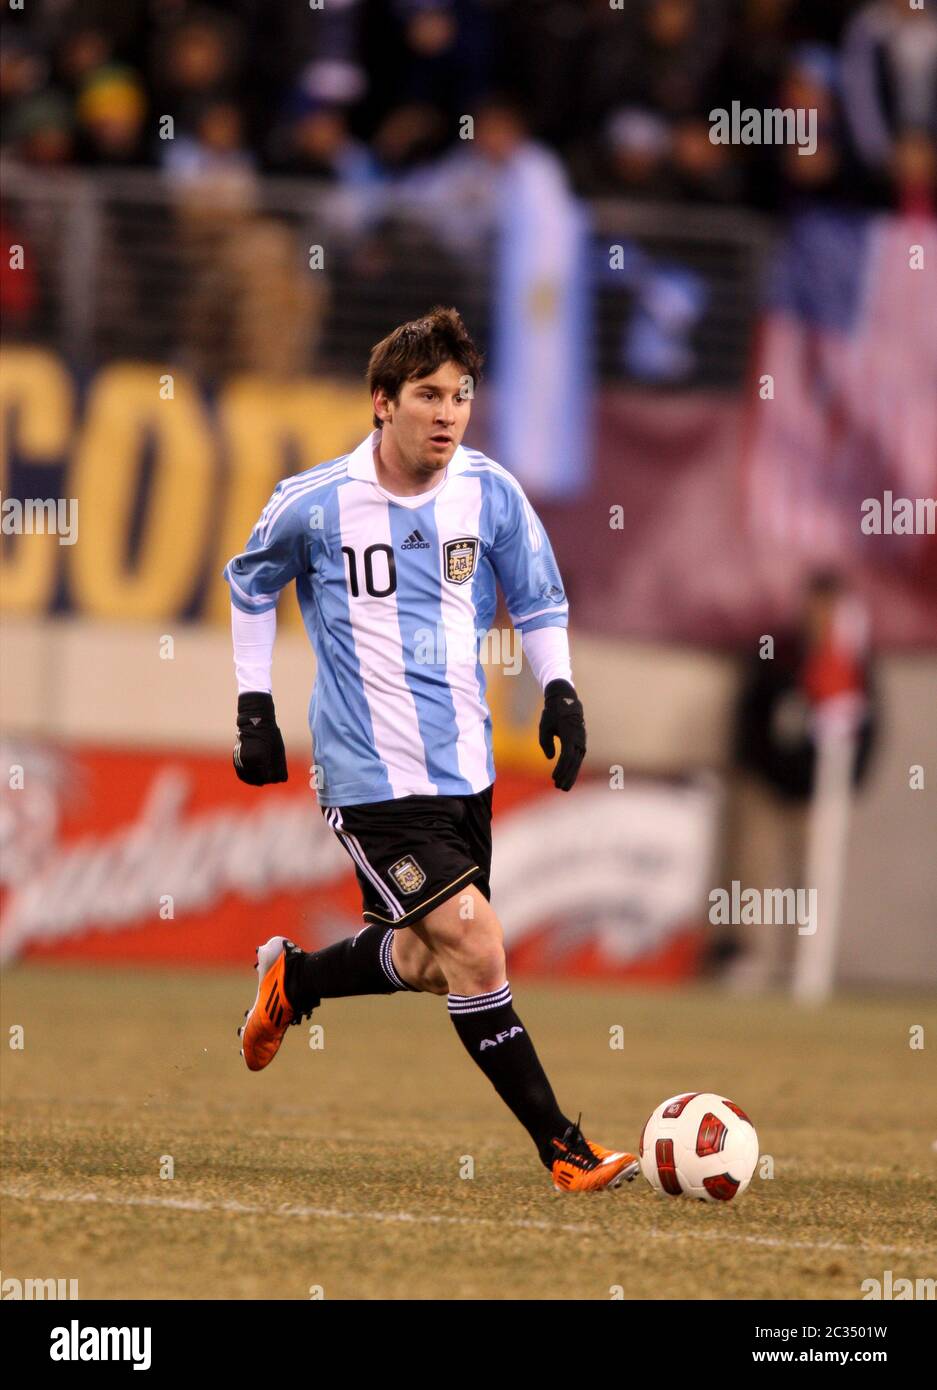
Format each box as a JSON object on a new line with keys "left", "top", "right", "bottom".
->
{"left": 771, "top": 43, "right": 868, "bottom": 210}
{"left": 1, "top": 30, "right": 48, "bottom": 132}
{"left": 572, "top": 101, "right": 742, "bottom": 205}
{"left": 575, "top": 0, "right": 728, "bottom": 139}
{"left": 0, "top": 213, "right": 38, "bottom": 334}
{"left": 370, "top": 100, "right": 449, "bottom": 172}
{"left": 174, "top": 202, "right": 323, "bottom": 381}
{"left": 75, "top": 65, "right": 148, "bottom": 165}
{"left": 735, "top": 571, "right": 878, "bottom": 802}
{"left": 715, "top": 0, "right": 795, "bottom": 115}
{"left": 571, "top": 108, "right": 677, "bottom": 200}
{"left": 717, "top": 571, "right": 879, "bottom": 992}
{"left": 473, "top": 94, "right": 533, "bottom": 168}
{"left": 362, "top": 0, "right": 491, "bottom": 165}
{"left": 670, "top": 117, "right": 741, "bottom": 202}
{"left": 394, "top": 94, "right": 574, "bottom": 254}
{"left": 891, "top": 128, "right": 937, "bottom": 217}
{"left": 564, "top": 0, "right": 743, "bottom": 202}
{"left": 840, "top": 0, "right": 937, "bottom": 191}
{"left": 5, "top": 90, "right": 74, "bottom": 165}
{"left": 253, "top": 0, "right": 367, "bottom": 168}
{"left": 4, "top": 0, "right": 925, "bottom": 220}
{"left": 55, "top": 23, "right": 117, "bottom": 91}
{"left": 321, "top": 211, "right": 470, "bottom": 375}
{"left": 162, "top": 100, "right": 256, "bottom": 184}
{"left": 268, "top": 95, "right": 379, "bottom": 186}
{"left": 492, "top": 0, "right": 594, "bottom": 148}
{"left": 150, "top": 7, "right": 244, "bottom": 146}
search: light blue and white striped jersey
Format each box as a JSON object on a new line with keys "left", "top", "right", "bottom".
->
{"left": 223, "top": 429, "right": 569, "bottom": 806}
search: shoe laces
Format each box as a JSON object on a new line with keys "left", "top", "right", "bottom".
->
{"left": 282, "top": 940, "right": 319, "bottom": 1026}
{"left": 552, "top": 1113, "right": 599, "bottom": 1171}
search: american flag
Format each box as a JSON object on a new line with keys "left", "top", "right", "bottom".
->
{"left": 744, "top": 209, "right": 937, "bottom": 582}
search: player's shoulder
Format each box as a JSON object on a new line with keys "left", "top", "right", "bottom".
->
{"left": 458, "top": 446, "right": 543, "bottom": 548}
{"left": 257, "top": 453, "right": 352, "bottom": 538}
{"left": 459, "top": 446, "right": 528, "bottom": 502}
{"left": 274, "top": 452, "right": 352, "bottom": 503}
{"left": 460, "top": 443, "right": 507, "bottom": 477}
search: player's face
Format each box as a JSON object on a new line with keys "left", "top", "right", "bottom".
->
{"left": 392, "top": 361, "right": 473, "bottom": 472}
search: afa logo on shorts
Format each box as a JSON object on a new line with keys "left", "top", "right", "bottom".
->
{"left": 388, "top": 855, "right": 427, "bottom": 895}
{"left": 443, "top": 536, "right": 479, "bottom": 585}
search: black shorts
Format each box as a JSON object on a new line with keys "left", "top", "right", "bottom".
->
{"left": 322, "top": 784, "right": 493, "bottom": 929}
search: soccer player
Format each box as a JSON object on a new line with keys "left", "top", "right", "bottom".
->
{"left": 223, "top": 306, "right": 638, "bottom": 1192}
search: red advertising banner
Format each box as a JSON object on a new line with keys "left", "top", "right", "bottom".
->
{"left": 0, "top": 744, "right": 715, "bottom": 980}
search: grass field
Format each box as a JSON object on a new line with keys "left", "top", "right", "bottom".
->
{"left": 1, "top": 963, "right": 935, "bottom": 1301}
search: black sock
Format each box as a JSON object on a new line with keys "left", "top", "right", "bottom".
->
{"left": 284, "top": 926, "right": 415, "bottom": 1013}
{"left": 448, "top": 982, "right": 571, "bottom": 1169}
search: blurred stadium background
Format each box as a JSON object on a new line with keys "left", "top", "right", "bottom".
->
{"left": 1, "top": 0, "right": 935, "bottom": 1302}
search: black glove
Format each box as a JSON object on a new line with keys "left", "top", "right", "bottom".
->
{"left": 233, "top": 692, "right": 288, "bottom": 786}
{"left": 538, "top": 679, "right": 586, "bottom": 791}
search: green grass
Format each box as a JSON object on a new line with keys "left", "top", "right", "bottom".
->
{"left": 1, "top": 965, "right": 935, "bottom": 1300}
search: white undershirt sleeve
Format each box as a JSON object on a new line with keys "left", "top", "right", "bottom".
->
{"left": 231, "top": 602, "right": 276, "bottom": 694}
{"left": 520, "top": 625, "right": 573, "bottom": 691}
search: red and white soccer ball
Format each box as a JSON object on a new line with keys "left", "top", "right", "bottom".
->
{"left": 639, "top": 1092, "right": 759, "bottom": 1202}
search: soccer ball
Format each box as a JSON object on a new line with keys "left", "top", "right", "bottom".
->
{"left": 639, "top": 1091, "right": 759, "bottom": 1202}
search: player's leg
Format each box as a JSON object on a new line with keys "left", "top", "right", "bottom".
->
{"left": 239, "top": 795, "right": 465, "bottom": 1069}
{"left": 238, "top": 922, "right": 446, "bottom": 1071}
{"left": 279, "top": 794, "right": 459, "bottom": 1013}
{"left": 408, "top": 789, "right": 639, "bottom": 1186}
{"left": 285, "top": 919, "right": 448, "bottom": 1004}
{"left": 414, "top": 885, "right": 640, "bottom": 1189}
{"left": 415, "top": 885, "right": 568, "bottom": 1166}
{"left": 391, "top": 924, "right": 449, "bottom": 994}
{"left": 283, "top": 923, "right": 408, "bottom": 1005}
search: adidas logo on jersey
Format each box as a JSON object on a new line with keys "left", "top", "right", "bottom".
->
{"left": 401, "top": 529, "right": 430, "bottom": 550}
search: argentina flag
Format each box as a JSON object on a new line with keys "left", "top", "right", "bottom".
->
{"left": 491, "top": 144, "right": 592, "bottom": 499}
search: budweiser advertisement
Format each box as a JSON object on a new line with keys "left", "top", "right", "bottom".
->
{"left": 0, "top": 742, "right": 718, "bottom": 980}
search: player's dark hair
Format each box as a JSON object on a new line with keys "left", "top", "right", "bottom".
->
{"left": 367, "top": 306, "right": 484, "bottom": 428}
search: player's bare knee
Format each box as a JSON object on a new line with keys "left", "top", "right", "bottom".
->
{"left": 416, "top": 943, "right": 450, "bottom": 993}
{"left": 393, "top": 928, "right": 449, "bottom": 994}
{"left": 418, "top": 894, "right": 506, "bottom": 992}
{"left": 418, "top": 961, "right": 450, "bottom": 995}
{"left": 452, "top": 934, "right": 506, "bottom": 993}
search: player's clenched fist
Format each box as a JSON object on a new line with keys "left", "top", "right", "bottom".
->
{"left": 233, "top": 692, "right": 288, "bottom": 785}
{"left": 538, "top": 679, "right": 586, "bottom": 792}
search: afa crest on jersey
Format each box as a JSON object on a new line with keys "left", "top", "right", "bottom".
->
{"left": 443, "top": 537, "right": 479, "bottom": 585}
{"left": 388, "top": 855, "right": 427, "bottom": 894}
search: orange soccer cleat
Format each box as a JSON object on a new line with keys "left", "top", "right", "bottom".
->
{"left": 237, "top": 936, "right": 311, "bottom": 1072}
{"left": 550, "top": 1116, "right": 640, "bottom": 1193}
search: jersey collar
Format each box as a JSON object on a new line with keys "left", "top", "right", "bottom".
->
{"left": 346, "top": 429, "right": 472, "bottom": 484}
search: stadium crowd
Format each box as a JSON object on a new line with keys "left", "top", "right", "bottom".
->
{"left": 2, "top": 0, "right": 936, "bottom": 213}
